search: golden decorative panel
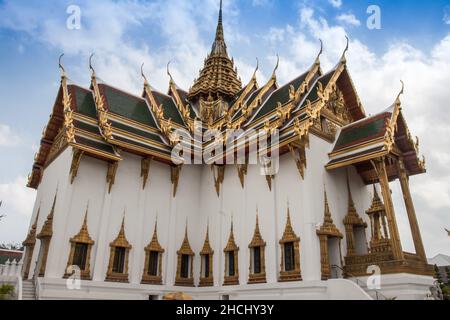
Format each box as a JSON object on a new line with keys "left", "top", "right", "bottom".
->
{"left": 141, "top": 220, "right": 164, "bottom": 285}
{"left": 248, "top": 214, "right": 267, "bottom": 284}
{"left": 199, "top": 225, "right": 214, "bottom": 287}
{"left": 223, "top": 220, "right": 239, "bottom": 286}
{"left": 106, "top": 216, "right": 132, "bottom": 283}
{"left": 64, "top": 207, "right": 95, "bottom": 280}
{"left": 175, "top": 224, "right": 195, "bottom": 287}
{"left": 279, "top": 208, "right": 302, "bottom": 282}
{"left": 316, "top": 188, "right": 343, "bottom": 280}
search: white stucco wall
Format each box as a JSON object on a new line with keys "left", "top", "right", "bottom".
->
{"left": 24, "top": 133, "right": 430, "bottom": 300}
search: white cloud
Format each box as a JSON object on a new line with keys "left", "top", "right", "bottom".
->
{"left": 0, "top": 124, "right": 21, "bottom": 147}
{"left": 444, "top": 6, "right": 450, "bottom": 24}
{"left": 336, "top": 13, "right": 361, "bottom": 26}
{"left": 329, "top": 0, "right": 342, "bottom": 9}
{"left": 0, "top": 176, "right": 36, "bottom": 244}
{"left": 252, "top": 0, "right": 272, "bottom": 7}
{"left": 260, "top": 7, "right": 450, "bottom": 257}
{"left": 0, "top": 1, "right": 448, "bottom": 256}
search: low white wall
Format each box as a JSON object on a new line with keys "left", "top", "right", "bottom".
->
{"left": 35, "top": 278, "right": 371, "bottom": 300}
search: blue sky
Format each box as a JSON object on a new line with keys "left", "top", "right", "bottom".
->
{"left": 0, "top": 0, "right": 449, "bottom": 257}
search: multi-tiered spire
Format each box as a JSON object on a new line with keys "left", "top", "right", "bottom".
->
{"left": 188, "top": 0, "right": 242, "bottom": 113}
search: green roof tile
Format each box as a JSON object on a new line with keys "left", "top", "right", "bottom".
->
{"left": 153, "top": 91, "right": 185, "bottom": 126}
{"left": 253, "top": 72, "right": 308, "bottom": 122}
{"left": 100, "top": 84, "right": 157, "bottom": 128}
{"left": 71, "top": 85, "right": 97, "bottom": 118}
{"left": 334, "top": 113, "right": 390, "bottom": 151}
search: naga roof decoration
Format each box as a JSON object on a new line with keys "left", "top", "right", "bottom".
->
{"left": 27, "top": 7, "right": 425, "bottom": 190}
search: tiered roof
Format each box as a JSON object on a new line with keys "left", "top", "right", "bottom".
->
{"left": 27, "top": 4, "right": 425, "bottom": 190}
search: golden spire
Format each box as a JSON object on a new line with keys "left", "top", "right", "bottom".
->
{"left": 224, "top": 216, "right": 238, "bottom": 252}
{"left": 249, "top": 210, "right": 266, "bottom": 247}
{"left": 366, "top": 185, "right": 385, "bottom": 215}
{"left": 188, "top": 0, "right": 242, "bottom": 104}
{"left": 201, "top": 222, "right": 214, "bottom": 255}
{"left": 110, "top": 213, "right": 132, "bottom": 248}
{"left": 146, "top": 217, "right": 164, "bottom": 252}
{"left": 316, "top": 186, "right": 343, "bottom": 238}
{"left": 211, "top": 0, "right": 226, "bottom": 55}
{"left": 71, "top": 204, "right": 94, "bottom": 244}
{"left": 178, "top": 219, "right": 194, "bottom": 255}
{"left": 37, "top": 192, "right": 57, "bottom": 239}
{"left": 23, "top": 206, "right": 41, "bottom": 246}
{"left": 323, "top": 188, "right": 333, "bottom": 224}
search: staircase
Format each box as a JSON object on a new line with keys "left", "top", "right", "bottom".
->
{"left": 22, "top": 280, "right": 36, "bottom": 300}
{"left": 331, "top": 265, "right": 387, "bottom": 300}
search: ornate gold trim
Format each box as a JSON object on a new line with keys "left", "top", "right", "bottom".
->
{"left": 199, "top": 224, "right": 214, "bottom": 287}
{"left": 22, "top": 207, "right": 40, "bottom": 279}
{"left": 141, "top": 219, "right": 164, "bottom": 285}
{"left": 175, "top": 223, "right": 195, "bottom": 287}
{"left": 64, "top": 206, "right": 94, "bottom": 280}
{"left": 212, "top": 165, "right": 225, "bottom": 197}
{"left": 265, "top": 175, "right": 274, "bottom": 191}
{"left": 316, "top": 188, "right": 343, "bottom": 280}
{"left": 288, "top": 143, "right": 307, "bottom": 180}
{"left": 279, "top": 206, "right": 302, "bottom": 282}
{"left": 343, "top": 174, "right": 367, "bottom": 257}
{"left": 248, "top": 213, "right": 267, "bottom": 284}
{"left": 236, "top": 162, "right": 248, "bottom": 189}
{"left": 141, "top": 157, "right": 152, "bottom": 189}
{"left": 70, "top": 149, "right": 84, "bottom": 184}
{"left": 171, "top": 165, "right": 182, "bottom": 197}
{"left": 36, "top": 192, "right": 57, "bottom": 277}
{"left": 223, "top": 219, "right": 239, "bottom": 286}
{"left": 106, "top": 215, "right": 132, "bottom": 283}
{"left": 106, "top": 162, "right": 118, "bottom": 194}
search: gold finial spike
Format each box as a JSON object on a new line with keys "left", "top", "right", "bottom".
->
{"left": 340, "top": 36, "right": 349, "bottom": 63}
{"left": 252, "top": 57, "right": 259, "bottom": 80}
{"left": 167, "top": 60, "right": 174, "bottom": 84}
{"left": 184, "top": 218, "right": 189, "bottom": 239}
{"left": 89, "top": 53, "right": 96, "bottom": 77}
{"left": 314, "top": 39, "right": 323, "bottom": 65}
{"left": 141, "top": 63, "right": 149, "bottom": 86}
{"left": 49, "top": 190, "right": 58, "bottom": 219}
{"left": 32, "top": 205, "right": 41, "bottom": 228}
{"left": 346, "top": 170, "right": 354, "bottom": 206}
{"left": 271, "top": 54, "right": 280, "bottom": 79}
{"left": 82, "top": 202, "right": 89, "bottom": 227}
{"left": 395, "top": 80, "right": 405, "bottom": 104}
{"left": 58, "top": 53, "right": 66, "bottom": 78}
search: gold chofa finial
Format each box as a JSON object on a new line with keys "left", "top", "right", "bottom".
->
{"left": 271, "top": 54, "right": 280, "bottom": 79}
{"left": 141, "top": 63, "right": 149, "bottom": 85}
{"left": 58, "top": 54, "right": 66, "bottom": 77}
{"left": 167, "top": 60, "right": 174, "bottom": 83}
{"left": 252, "top": 57, "right": 259, "bottom": 79}
{"left": 396, "top": 80, "right": 405, "bottom": 104}
{"left": 89, "top": 53, "right": 96, "bottom": 76}
{"left": 340, "top": 36, "right": 349, "bottom": 63}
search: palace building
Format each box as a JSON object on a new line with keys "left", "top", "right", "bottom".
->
{"left": 22, "top": 2, "right": 434, "bottom": 300}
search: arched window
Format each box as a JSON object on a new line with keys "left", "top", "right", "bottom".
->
{"left": 106, "top": 217, "right": 132, "bottom": 283}
{"left": 141, "top": 221, "right": 164, "bottom": 285}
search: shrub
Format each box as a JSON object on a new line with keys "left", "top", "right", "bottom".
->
{"left": 0, "top": 284, "right": 15, "bottom": 300}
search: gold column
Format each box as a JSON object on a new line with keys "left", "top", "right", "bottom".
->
{"left": 344, "top": 225, "right": 355, "bottom": 256}
{"left": 374, "top": 158, "right": 404, "bottom": 260}
{"left": 319, "top": 235, "right": 330, "bottom": 280}
{"left": 397, "top": 159, "right": 427, "bottom": 261}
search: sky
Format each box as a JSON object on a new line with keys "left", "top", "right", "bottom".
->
{"left": 0, "top": 0, "right": 449, "bottom": 258}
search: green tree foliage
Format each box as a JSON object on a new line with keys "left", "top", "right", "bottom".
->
{"left": 0, "top": 284, "right": 14, "bottom": 300}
